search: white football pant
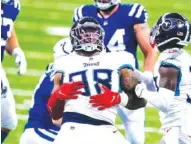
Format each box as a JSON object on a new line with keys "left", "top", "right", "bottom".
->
{"left": 160, "top": 127, "right": 191, "bottom": 144}
{"left": 20, "top": 128, "right": 57, "bottom": 144}
{"left": 117, "top": 105, "right": 145, "bottom": 144}
{"left": 53, "top": 122, "right": 129, "bottom": 144}
{"left": 1, "top": 67, "right": 18, "bottom": 130}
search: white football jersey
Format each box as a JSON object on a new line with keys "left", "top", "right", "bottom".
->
{"left": 54, "top": 51, "right": 135, "bottom": 125}
{"left": 53, "top": 37, "right": 73, "bottom": 59}
{"left": 154, "top": 48, "right": 191, "bottom": 135}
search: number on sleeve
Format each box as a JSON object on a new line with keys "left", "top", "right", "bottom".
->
{"left": 107, "top": 29, "right": 126, "bottom": 52}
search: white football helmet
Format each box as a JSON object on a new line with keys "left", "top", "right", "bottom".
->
{"left": 94, "top": 0, "right": 120, "bottom": 10}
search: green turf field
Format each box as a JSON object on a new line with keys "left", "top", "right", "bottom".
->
{"left": 3, "top": 0, "right": 191, "bottom": 143}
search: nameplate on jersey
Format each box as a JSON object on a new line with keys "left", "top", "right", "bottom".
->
{"left": 83, "top": 62, "right": 100, "bottom": 67}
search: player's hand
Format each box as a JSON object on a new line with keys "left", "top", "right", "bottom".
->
{"left": 134, "top": 70, "right": 156, "bottom": 91}
{"left": 48, "top": 81, "right": 84, "bottom": 107}
{"left": 12, "top": 48, "right": 27, "bottom": 75}
{"left": 135, "top": 83, "right": 147, "bottom": 98}
{"left": 56, "top": 81, "right": 84, "bottom": 100}
{"left": 89, "top": 84, "right": 121, "bottom": 110}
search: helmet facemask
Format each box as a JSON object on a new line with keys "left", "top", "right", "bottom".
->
{"left": 70, "top": 21, "right": 105, "bottom": 56}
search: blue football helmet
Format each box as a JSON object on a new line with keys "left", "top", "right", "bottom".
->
{"left": 150, "top": 13, "right": 191, "bottom": 52}
{"left": 70, "top": 17, "right": 105, "bottom": 55}
{"left": 94, "top": 0, "right": 120, "bottom": 10}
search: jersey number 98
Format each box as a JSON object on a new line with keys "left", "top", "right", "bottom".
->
{"left": 69, "top": 69, "right": 112, "bottom": 96}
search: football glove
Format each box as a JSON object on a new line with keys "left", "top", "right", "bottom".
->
{"left": 135, "top": 82, "right": 147, "bottom": 98}
{"left": 12, "top": 48, "right": 27, "bottom": 75}
{"left": 47, "top": 81, "right": 84, "bottom": 119}
{"left": 56, "top": 81, "right": 84, "bottom": 99}
{"left": 89, "top": 84, "right": 125, "bottom": 110}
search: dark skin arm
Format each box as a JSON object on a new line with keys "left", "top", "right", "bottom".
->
{"left": 120, "top": 68, "right": 147, "bottom": 110}
{"left": 50, "top": 73, "right": 64, "bottom": 125}
{"left": 159, "top": 66, "right": 179, "bottom": 91}
{"left": 134, "top": 23, "right": 157, "bottom": 72}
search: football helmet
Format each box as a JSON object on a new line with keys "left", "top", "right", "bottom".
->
{"left": 94, "top": 0, "right": 120, "bottom": 10}
{"left": 150, "top": 13, "right": 191, "bottom": 52}
{"left": 70, "top": 17, "right": 105, "bottom": 56}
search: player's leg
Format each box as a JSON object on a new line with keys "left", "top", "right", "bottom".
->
{"left": 20, "top": 128, "right": 56, "bottom": 144}
{"left": 179, "top": 132, "right": 191, "bottom": 144}
{"left": 160, "top": 127, "right": 180, "bottom": 144}
{"left": 1, "top": 67, "right": 18, "bottom": 143}
{"left": 53, "top": 123, "right": 88, "bottom": 144}
{"left": 99, "top": 125, "right": 130, "bottom": 144}
{"left": 117, "top": 105, "right": 145, "bottom": 144}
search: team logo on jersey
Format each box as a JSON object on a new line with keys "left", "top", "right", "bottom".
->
{"left": 83, "top": 62, "right": 100, "bottom": 67}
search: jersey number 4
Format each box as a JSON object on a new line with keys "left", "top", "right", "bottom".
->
{"left": 69, "top": 69, "right": 112, "bottom": 96}
{"left": 107, "top": 29, "right": 126, "bottom": 51}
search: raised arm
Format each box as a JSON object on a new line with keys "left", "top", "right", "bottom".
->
{"left": 134, "top": 23, "right": 157, "bottom": 72}
{"left": 135, "top": 64, "right": 179, "bottom": 112}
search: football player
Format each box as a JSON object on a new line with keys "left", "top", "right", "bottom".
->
{"left": 19, "top": 64, "right": 60, "bottom": 144}
{"left": 19, "top": 37, "right": 72, "bottom": 144}
{"left": 72, "top": 0, "right": 157, "bottom": 143}
{"left": 135, "top": 13, "right": 191, "bottom": 144}
{"left": 48, "top": 17, "right": 146, "bottom": 144}
{"left": 1, "top": 0, "right": 27, "bottom": 143}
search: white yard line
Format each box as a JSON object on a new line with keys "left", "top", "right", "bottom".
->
{"left": 22, "top": 2, "right": 78, "bottom": 11}
{"left": 4, "top": 51, "right": 53, "bottom": 60}
{"left": 5, "top": 67, "right": 44, "bottom": 77}
{"left": 46, "top": 26, "right": 70, "bottom": 36}
{"left": 12, "top": 88, "right": 33, "bottom": 97}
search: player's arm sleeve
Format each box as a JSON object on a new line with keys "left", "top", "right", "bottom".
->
{"left": 53, "top": 37, "right": 72, "bottom": 59}
{"left": 72, "top": 5, "right": 85, "bottom": 22}
{"left": 128, "top": 3, "right": 148, "bottom": 24}
{"left": 12, "top": 0, "right": 21, "bottom": 21}
{"left": 137, "top": 59, "right": 180, "bottom": 112}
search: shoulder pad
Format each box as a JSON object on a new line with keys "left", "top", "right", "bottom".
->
{"left": 117, "top": 51, "right": 135, "bottom": 70}
{"left": 13, "top": 0, "right": 21, "bottom": 10}
{"left": 53, "top": 37, "right": 73, "bottom": 59}
{"left": 127, "top": 3, "right": 148, "bottom": 23}
{"left": 73, "top": 5, "right": 96, "bottom": 22}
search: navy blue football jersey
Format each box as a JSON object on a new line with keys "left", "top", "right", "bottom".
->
{"left": 73, "top": 3, "right": 148, "bottom": 68}
{"left": 24, "top": 64, "right": 60, "bottom": 142}
{"left": 1, "top": 0, "right": 20, "bottom": 62}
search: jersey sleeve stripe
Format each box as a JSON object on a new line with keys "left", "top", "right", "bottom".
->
{"left": 135, "top": 5, "right": 145, "bottom": 18}
{"left": 74, "top": 7, "right": 79, "bottom": 21}
{"left": 14, "top": 0, "right": 21, "bottom": 10}
{"left": 1, "top": 39, "right": 6, "bottom": 46}
{"left": 128, "top": 3, "right": 139, "bottom": 17}
{"left": 77, "top": 5, "right": 84, "bottom": 19}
